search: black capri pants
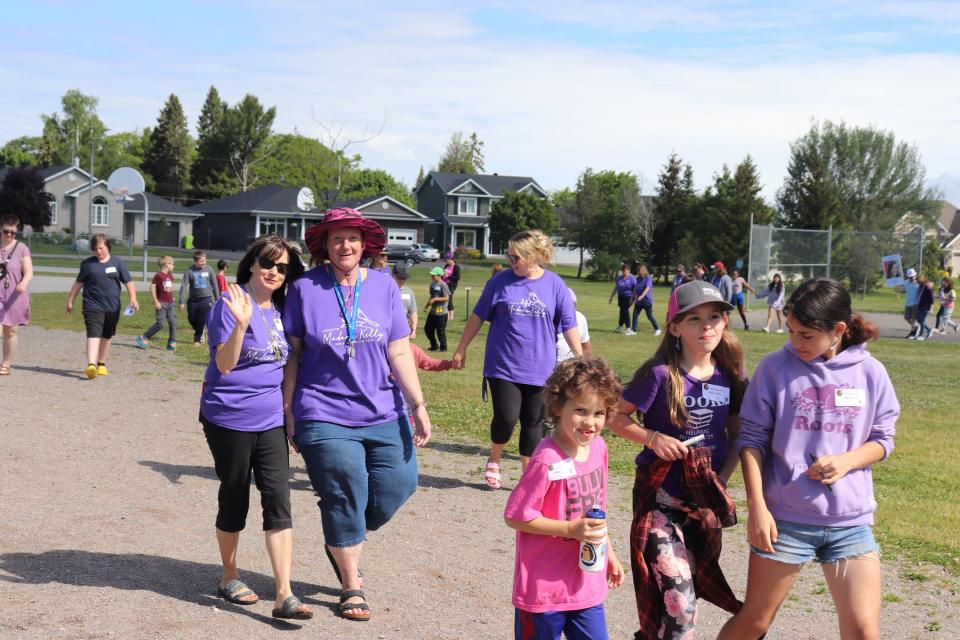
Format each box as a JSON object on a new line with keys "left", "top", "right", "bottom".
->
{"left": 201, "top": 415, "right": 292, "bottom": 533}
{"left": 487, "top": 377, "right": 546, "bottom": 457}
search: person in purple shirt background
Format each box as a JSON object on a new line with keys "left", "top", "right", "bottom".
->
{"left": 718, "top": 278, "right": 899, "bottom": 640}
{"left": 608, "top": 262, "right": 637, "bottom": 333}
{"left": 199, "top": 235, "right": 312, "bottom": 619}
{"left": 629, "top": 264, "right": 661, "bottom": 337}
{"left": 452, "top": 230, "right": 581, "bottom": 491}
{"left": 282, "top": 208, "right": 431, "bottom": 622}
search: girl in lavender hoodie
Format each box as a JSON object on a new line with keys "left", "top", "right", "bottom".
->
{"left": 717, "top": 278, "right": 899, "bottom": 640}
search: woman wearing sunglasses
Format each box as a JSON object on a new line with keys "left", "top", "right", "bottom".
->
{"left": 199, "top": 235, "right": 312, "bottom": 619}
{"left": 0, "top": 215, "right": 33, "bottom": 376}
{"left": 282, "top": 208, "right": 432, "bottom": 622}
{"left": 452, "top": 229, "right": 581, "bottom": 490}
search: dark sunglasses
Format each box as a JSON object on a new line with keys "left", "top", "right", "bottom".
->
{"left": 1, "top": 230, "right": 17, "bottom": 237}
{"left": 257, "top": 255, "right": 289, "bottom": 275}
{"left": 506, "top": 253, "right": 521, "bottom": 264}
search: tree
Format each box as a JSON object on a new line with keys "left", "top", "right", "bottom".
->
{"left": 340, "top": 168, "right": 415, "bottom": 208}
{"left": 224, "top": 94, "right": 277, "bottom": 192}
{"left": 98, "top": 131, "right": 154, "bottom": 191}
{"left": 0, "top": 136, "right": 43, "bottom": 167}
{"left": 414, "top": 165, "right": 426, "bottom": 190}
{"left": 651, "top": 153, "right": 699, "bottom": 267}
{"left": 559, "top": 171, "right": 600, "bottom": 278}
{"left": 437, "top": 131, "right": 484, "bottom": 173}
{"left": 40, "top": 90, "right": 108, "bottom": 167}
{"left": 143, "top": 94, "right": 192, "bottom": 200}
{"left": 0, "top": 168, "right": 52, "bottom": 231}
{"left": 700, "top": 155, "right": 774, "bottom": 267}
{"left": 191, "top": 86, "right": 230, "bottom": 200}
{"left": 489, "top": 191, "right": 558, "bottom": 250}
{"left": 253, "top": 133, "right": 340, "bottom": 204}
{"left": 312, "top": 115, "right": 386, "bottom": 197}
{"left": 777, "top": 120, "right": 940, "bottom": 230}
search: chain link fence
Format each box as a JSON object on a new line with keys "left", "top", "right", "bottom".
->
{"left": 748, "top": 224, "right": 925, "bottom": 297}
{"left": 21, "top": 232, "right": 135, "bottom": 257}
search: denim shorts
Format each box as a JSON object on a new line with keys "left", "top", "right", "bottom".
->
{"left": 293, "top": 415, "right": 417, "bottom": 547}
{"left": 750, "top": 519, "right": 879, "bottom": 565}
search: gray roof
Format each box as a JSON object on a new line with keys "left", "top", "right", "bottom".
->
{"left": 192, "top": 184, "right": 320, "bottom": 215}
{"left": 0, "top": 164, "right": 79, "bottom": 184}
{"left": 419, "top": 171, "right": 545, "bottom": 197}
{"left": 123, "top": 192, "right": 200, "bottom": 216}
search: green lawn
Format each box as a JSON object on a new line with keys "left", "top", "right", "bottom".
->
{"left": 26, "top": 262, "right": 960, "bottom": 573}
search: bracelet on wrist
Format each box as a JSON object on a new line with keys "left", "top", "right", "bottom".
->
{"left": 648, "top": 430, "right": 658, "bottom": 447}
{"left": 410, "top": 399, "right": 428, "bottom": 411}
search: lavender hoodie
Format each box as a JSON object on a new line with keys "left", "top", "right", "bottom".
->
{"left": 737, "top": 342, "right": 898, "bottom": 527}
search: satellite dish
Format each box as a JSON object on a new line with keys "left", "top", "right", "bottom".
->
{"left": 107, "top": 167, "right": 146, "bottom": 195}
{"left": 296, "top": 187, "right": 315, "bottom": 212}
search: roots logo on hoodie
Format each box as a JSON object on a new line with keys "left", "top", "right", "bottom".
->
{"left": 791, "top": 383, "right": 862, "bottom": 433}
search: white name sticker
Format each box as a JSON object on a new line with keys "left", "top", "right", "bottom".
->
{"left": 835, "top": 388, "right": 866, "bottom": 407}
{"left": 274, "top": 317, "right": 284, "bottom": 332}
{"left": 104, "top": 266, "right": 117, "bottom": 274}
{"left": 547, "top": 458, "right": 577, "bottom": 481}
{"left": 702, "top": 383, "right": 730, "bottom": 404}
{"left": 401, "top": 293, "right": 411, "bottom": 301}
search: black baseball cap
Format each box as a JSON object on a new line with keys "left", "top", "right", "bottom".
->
{"left": 667, "top": 280, "right": 734, "bottom": 322}
{"left": 392, "top": 262, "right": 410, "bottom": 279}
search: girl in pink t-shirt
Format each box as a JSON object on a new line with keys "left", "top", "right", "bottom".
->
{"left": 504, "top": 358, "right": 625, "bottom": 640}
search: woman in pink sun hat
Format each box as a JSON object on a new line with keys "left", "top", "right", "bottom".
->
{"left": 283, "top": 207, "right": 430, "bottom": 621}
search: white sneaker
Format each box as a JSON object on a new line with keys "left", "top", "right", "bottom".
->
{"left": 907, "top": 335, "right": 917, "bottom": 340}
{"left": 916, "top": 336, "right": 925, "bottom": 341}
{"left": 775, "top": 329, "right": 784, "bottom": 334}
{"left": 761, "top": 327, "right": 769, "bottom": 333}
{"left": 624, "top": 329, "right": 637, "bottom": 336}
{"left": 653, "top": 329, "right": 662, "bottom": 337}
{"left": 614, "top": 326, "right": 623, "bottom": 333}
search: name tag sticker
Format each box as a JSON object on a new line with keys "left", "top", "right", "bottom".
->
{"left": 274, "top": 317, "right": 284, "bottom": 332}
{"left": 702, "top": 383, "right": 730, "bottom": 404}
{"left": 547, "top": 458, "right": 577, "bottom": 481}
{"left": 835, "top": 388, "right": 865, "bottom": 407}
{"left": 104, "top": 266, "right": 117, "bottom": 274}
{"left": 401, "top": 293, "right": 411, "bottom": 301}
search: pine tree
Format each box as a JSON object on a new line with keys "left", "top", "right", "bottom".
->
{"left": 143, "top": 94, "right": 192, "bottom": 200}
{"left": 651, "top": 153, "right": 699, "bottom": 266}
{"left": 191, "top": 86, "right": 229, "bottom": 199}
{"left": 414, "top": 165, "right": 426, "bottom": 190}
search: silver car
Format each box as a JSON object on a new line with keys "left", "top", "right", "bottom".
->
{"left": 411, "top": 243, "right": 440, "bottom": 261}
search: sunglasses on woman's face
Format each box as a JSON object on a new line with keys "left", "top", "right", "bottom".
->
{"left": 257, "top": 255, "right": 289, "bottom": 275}
{"left": 1, "top": 230, "right": 16, "bottom": 237}
{"left": 507, "top": 253, "right": 521, "bottom": 264}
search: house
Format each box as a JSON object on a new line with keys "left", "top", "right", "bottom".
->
{"left": 192, "top": 185, "right": 430, "bottom": 252}
{"left": 123, "top": 193, "right": 203, "bottom": 247}
{"left": 0, "top": 163, "right": 126, "bottom": 239}
{"left": 936, "top": 200, "right": 960, "bottom": 275}
{"left": 415, "top": 171, "right": 548, "bottom": 255}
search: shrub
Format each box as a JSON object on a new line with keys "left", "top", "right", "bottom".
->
{"left": 586, "top": 250, "right": 621, "bottom": 281}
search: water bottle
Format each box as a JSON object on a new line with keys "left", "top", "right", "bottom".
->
{"left": 578, "top": 506, "right": 607, "bottom": 573}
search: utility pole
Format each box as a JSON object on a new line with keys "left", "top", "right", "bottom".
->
{"left": 88, "top": 138, "right": 95, "bottom": 236}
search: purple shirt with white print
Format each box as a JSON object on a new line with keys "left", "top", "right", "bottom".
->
{"left": 622, "top": 363, "right": 733, "bottom": 499}
{"left": 472, "top": 269, "right": 577, "bottom": 387}
{"left": 283, "top": 266, "right": 410, "bottom": 426}
{"left": 201, "top": 287, "right": 290, "bottom": 432}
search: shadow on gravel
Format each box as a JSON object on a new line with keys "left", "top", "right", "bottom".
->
{"left": 427, "top": 441, "right": 519, "bottom": 461}
{"left": 0, "top": 550, "right": 328, "bottom": 628}
{"left": 139, "top": 460, "right": 216, "bottom": 484}
{"left": 15, "top": 365, "right": 84, "bottom": 379}
{"left": 418, "top": 473, "right": 509, "bottom": 492}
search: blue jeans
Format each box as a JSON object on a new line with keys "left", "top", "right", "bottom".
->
{"left": 916, "top": 308, "right": 932, "bottom": 337}
{"left": 631, "top": 298, "right": 660, "bottom": 332}
{"left": 294, "top": 416, "right": 418, "bottom": 547}
{"left": 750, "top": 519, "right": 879, "bottom": 564}
{"left": 515, "top": 604, "right": 608, "bottom": 640}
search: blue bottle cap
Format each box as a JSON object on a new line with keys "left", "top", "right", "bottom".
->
{"left": 586, "top": 507, "right": 606, "bottom": 519}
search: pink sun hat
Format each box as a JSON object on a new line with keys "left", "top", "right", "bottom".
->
{"left": 304, "top": 207, "right": 386, "bottom": 260}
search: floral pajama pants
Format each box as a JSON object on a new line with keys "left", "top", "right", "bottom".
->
{"left": 643, "top": 508, "right": 698, "bottom": 639}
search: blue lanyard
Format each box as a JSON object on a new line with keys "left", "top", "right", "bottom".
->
{"left": 330, "top": 266, "right": 362, "bottom": 350}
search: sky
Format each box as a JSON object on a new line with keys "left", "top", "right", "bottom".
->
{"left": 2, "top": 0, "right": 959, "bottom": 203}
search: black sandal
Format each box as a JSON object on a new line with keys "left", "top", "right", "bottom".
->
{"left": 217, "top": 579, "right": 258, "bottom": 605}
{"left": 338, "top": 589, "right": 371, "bottom": 621}
{"left": 272, "top": 595, "right": 313, "bottom": 620}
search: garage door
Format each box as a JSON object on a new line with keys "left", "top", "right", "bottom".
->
{"left": 387, "top": 228, "right": 416, "bottom": 245}
{"left": 148, "top": 220, "right": 180, "bottom": 247}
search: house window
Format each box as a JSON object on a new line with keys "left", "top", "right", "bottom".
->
{"left": 91, "top": 196, "right": 109, "bottom": 226}
{"left": 47, "top": 194, "right": 58, "bottom": 225}
{"left": 455, "top": 229, "right": 477, "bottom": 249}
{"left": 259, "top": 217, "right": 287, "bottom": 237}
{"left": 458, "top": 197, "right": 477, "bottom": 216}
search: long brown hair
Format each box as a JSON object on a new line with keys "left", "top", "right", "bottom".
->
{"left": 626, "top": 305, "right": 747, "bottom": 429}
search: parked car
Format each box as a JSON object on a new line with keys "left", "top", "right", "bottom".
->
{"left": 411, "top": 243, "right": 440, "bottom": 261}
{"left": 384, "top": 244, "right": 422, "bottom": 265}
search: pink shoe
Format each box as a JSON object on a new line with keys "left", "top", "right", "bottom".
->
{"left": 483, "top": 461, "right": 502, "bottom": 490}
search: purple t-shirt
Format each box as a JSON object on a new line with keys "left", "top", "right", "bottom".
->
{"left": 622, "top": 363, "right": 733, "bottom": 498}
{"left": 635, "top": 274, "right": 653, "bottom": 303}
{"left": 473, "top": 269, "right": 577, "bottom": 387}
{"left": 283, "top": 267, "right": 410, "bottom": 426}
{"left": 615, "top": 274, "right": 637, "bottom": 297}
{"left": 201, "top": 289, "right": 289, "bottom": 432}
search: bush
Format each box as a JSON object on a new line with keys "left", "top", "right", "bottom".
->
{"left": 586, "top": 250, "right": 621, "bottom": 281}
{"left": 454, "top": 246, "right": 482, "bottom": 260}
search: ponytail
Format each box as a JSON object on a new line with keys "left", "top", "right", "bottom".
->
{"left": 841, "top": 313, "right": 880, "bottom": 348}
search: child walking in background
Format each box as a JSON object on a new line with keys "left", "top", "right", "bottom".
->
{"left": 913, "top": 276, "right": 934, "bottom": 340}
{"left": 935, "top": 278, "right": 958, "bottom": 334}
{"left": 179, "top": 250, "right": 220, "bottom": 347}
{"left": 717, "top": 278, "right": 898, "bottom": 640}
{"left": 216, "top": 259, "right": 229, "bottom": 293}
{"left": 424, "top": 266, "right": 450, "bottom": 352}
{"left": 608, "top": 280, "right": 747, "bottom": 639}
{"left": 756, "top": 273, "right": 785, "bottom": 333}
{"left": 136, "top": 256, "right": 178, "bottom": 351}
{"left": 730, "top": 269, "right": 757, "bottom": 330}
{"left": 505, "top": 358, "right": 625, "bottom": 640}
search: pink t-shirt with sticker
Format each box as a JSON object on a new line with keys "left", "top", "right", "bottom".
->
{"left": 504, "top": 436, "right": 609, "bottom": 613}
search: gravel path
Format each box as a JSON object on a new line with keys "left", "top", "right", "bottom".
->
{"left": 1, "top": 326, "right": 957, "bottom": 639}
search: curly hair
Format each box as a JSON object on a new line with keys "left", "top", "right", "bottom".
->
{"left": 544, "top": 357, "right": 622, "bottom": 421}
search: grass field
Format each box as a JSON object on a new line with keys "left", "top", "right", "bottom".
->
{"left": 24, "top": 260, "right": 960, "bottom": 574}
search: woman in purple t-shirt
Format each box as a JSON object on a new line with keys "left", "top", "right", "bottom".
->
{"left": 200, "top": 235, "right": 312, "bottom": 619}
{"left": 283, "top": 208, "right": 432, "bottom": 622}
{"left": 0, "top": 215, "right": 33, "bottom": 376}
{"left": 452, "top": 230, "right": 581, "bottom": 490}
{"left": 608, "top": 263, "right": 637, "bottom": 333}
